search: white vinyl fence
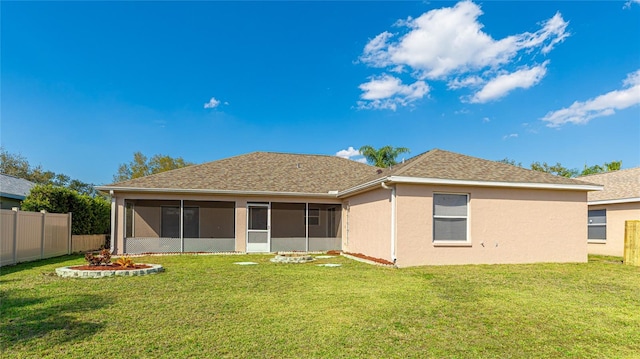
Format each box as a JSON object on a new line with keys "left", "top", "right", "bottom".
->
{"left": 0, "top": 209, "right": 72, "bottom": 266}
{"left": 72, "top": 234, "right": 108, "bottom": 253}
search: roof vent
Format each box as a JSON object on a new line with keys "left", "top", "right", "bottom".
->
{"left": 296, "top": 163, "right": 301, "bottom": 169}
{"left": 376, "top": 169, "right": 383, "bottom": 174}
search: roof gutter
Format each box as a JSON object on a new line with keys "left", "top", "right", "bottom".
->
{"left": 381, "top": 182, "right": 397, "bottom": 264}
{"left": 109, "top": 190, "right": 115, "bottom": 254}
{"left": 588, "top": 197, "right": 640, "bottom": 205}
{"left": 385, "top": 176, "right": 603, "bottom": 191}
{"left": 337, "top": 177, "right": 387, "bottom": 198}
{"left": 95, "top": 186, "right": 340, "bottom": 198}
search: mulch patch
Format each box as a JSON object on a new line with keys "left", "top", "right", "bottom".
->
{"left": 345, "top": 252, "right": 394, "bottom": 266}
{"left": 69, "top": 264, "right": 152, "bottom": 271}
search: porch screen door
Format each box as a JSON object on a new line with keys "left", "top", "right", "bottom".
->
{"left": 247, "top": 204, "right": 270, "bottom": 252}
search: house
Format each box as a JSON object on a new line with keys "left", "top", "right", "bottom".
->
{"left": 0, "top": 174, "right": 36, "bottom": 210}
{"left": 578, "top": 167, "right": 640, "bottom": 257}
{"left": 96, "top": 149, "right": 601, "bottom": 267}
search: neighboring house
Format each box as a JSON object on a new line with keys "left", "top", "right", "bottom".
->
{"left": 0, "top": 174, "right": 36, "bottom": 210}
{"left": 97, "top": 149, "right": 601, "bottom": 267}
{"left": 578, "top": 167, "right": 640, "bottom": 257}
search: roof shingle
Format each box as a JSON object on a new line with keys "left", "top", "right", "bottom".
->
{"left": 365, "top": 149, "right": 594, "bottom": 186}
{"left": 102, "top": 149, "right": 597, "bottom": 196}
{"left": 0, "top": 174, "right": 36, "bottom": 199}
{"left": 107, "top": 152, "right": 377, "bottom": 194}
{"left": 578, "top": 167, "right": 640, "bottom": 202}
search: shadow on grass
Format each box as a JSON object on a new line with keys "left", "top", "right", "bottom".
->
{"left": 0, "top": 255, "right": 85, "bottom": 276}
{"left": 0, "top": 289, "right": 113, "bottom": 349}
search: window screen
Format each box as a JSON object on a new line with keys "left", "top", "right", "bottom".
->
{"left": 588, "top": 209, "right": 606, "bottom": 240}
{"left": 433, "top": 194, "right": 468, "bottom": 241}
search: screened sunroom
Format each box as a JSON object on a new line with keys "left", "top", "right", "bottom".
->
{"left": 247, "top": 202, "right": 342, "bottom": 253}
{"left": 124, "top": 200, "right": 236, "bottom": 254}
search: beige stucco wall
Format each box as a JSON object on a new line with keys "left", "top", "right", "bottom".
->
{"left": 342, "top": 187, "right": 392, "bottom": 262}
{"left": 393, "top": 184, "right": 588, "bottom": 267}
{"left": 111, "top": 191, "right": 341, "bottom": 254}
{"left": 588, "top": 202, "right": 640, "bottom": 257}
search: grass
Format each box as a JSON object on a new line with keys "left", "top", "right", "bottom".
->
{"left": 1, "top": 254, "right": 639, "bottom": 358}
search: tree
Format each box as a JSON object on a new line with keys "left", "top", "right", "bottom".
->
{"left": 0, "top": 147, "right": 31, "bottom": 179}
{"left": 113, "top": 152, "right": 195, "bottom": 182}
{"left": 497, "top": 158, "right": 522, "bottom": 167}
{"left": 530, "top": 160, "right": 621, "bottom": 178}
{"left": 529, "top": 161, "right": 579, "bottom": 178}
{"left": 1, "top": 146, "right": 98, "bottom": 196}
{"left": 358, "top": 145, "right": 410, "bottom": 168}
{"left": 580, "top": 161, "right": 622, "bottom": 176}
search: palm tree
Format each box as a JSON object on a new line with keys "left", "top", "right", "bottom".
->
{"left": 359, "top": 145, "right": 410, "bottom": 168}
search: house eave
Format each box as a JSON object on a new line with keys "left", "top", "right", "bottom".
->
{"left": 95, "top": 186, "right": 339, "bottom": 199}
{"left": 588, "top": 197, "right": 640, "bottom": 206}
{"left": 386, "top": 176, "right": 603, "bottom": 191}
{"left": 337, "top": 177, "right": 387, "bottom": 198}
{"left": 0, "top": 193, "right": 26, "bottom": 200}
{"left": 337, "top": 176, "right": 603, "bottom": 196}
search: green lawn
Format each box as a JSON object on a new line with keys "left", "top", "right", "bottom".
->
{"left": 1, "top": 254, "right": 639, "bottom": 358}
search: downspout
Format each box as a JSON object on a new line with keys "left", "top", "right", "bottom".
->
{"left": 381, "top": 182, "right": 397, "bottom": 265}
{"left": 110, "top": 190, "right": 116, "bottom": 254}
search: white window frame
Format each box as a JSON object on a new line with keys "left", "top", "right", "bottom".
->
{"left": 433, "top": 193, "right": 470, "bottom": 245}
{"left": 587, "top": 209, "right": 606, "bottom": 242}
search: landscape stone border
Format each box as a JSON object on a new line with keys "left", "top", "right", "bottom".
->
{"left": 56, "top": 264, "right": 164, "bottom": 278}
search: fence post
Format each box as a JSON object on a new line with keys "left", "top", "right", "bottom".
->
{"left": 40, "top": 210, "right": 46, "bottom": 259}
{"left": 67, "top": 212, "right": 72, "bottom": 255}
{"left": 12, "top": 208, "right": 18, "bottom": 265}
{"left": 624, "top": 220, "right": 640, "bottom": 266}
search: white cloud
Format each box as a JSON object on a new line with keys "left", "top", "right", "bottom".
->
{"left": 482, "top": 117, "right": 490, "bottom": 122}
{"left": 335, "top": 146, "right": 367, "bottom": 163}
{"left": 336, "top": 146, "right": 360, "bottom": 158}
{"left": 204, "top": 97, "right": 221, "bottom": 109}
{"left": 358, "top": 0, "right": 568, "bottom": 108}
{"left": 624, "top": 0, "right": 640, "bottom": 9}
{"left": 541, "top": 69, "right": 640, "bottom": 127}
{"left": 448, "top": 76, "right": 484, "bottom": 90}
{"left": 502, "top": 133, "right": 519, "bottom": 140}
{"left": 470, "top": 62, "right": 548, "bottom": 103}
{"left": 357, "top": 74, "right": 429, "bottom": 110}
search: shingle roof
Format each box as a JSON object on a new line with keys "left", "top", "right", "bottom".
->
{"left": 101, "top": 149, "right": 598, "bottom": 196}
{"left": 105, "top": 152, "right": 377, "bottom": 194}
{"left": 0, "top": 174, "right": 36, "bottom": 199}
{"left": 365, "top": 149, "right": 594, "bottom": 186}
{"left": 578, "top": 167, "right": 640, "bottom": 202}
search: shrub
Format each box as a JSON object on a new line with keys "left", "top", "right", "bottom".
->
{"left": 85, "top": 249, "right": 112, "bottom": 266}
{"left": 21, "top": 184, "right": 110, "bottom": 235}
{"left": 114, "top": 256, "right": 135, "bottom": 268}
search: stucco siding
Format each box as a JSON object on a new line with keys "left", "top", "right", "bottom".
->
{"left": 395, "top": 184, "right": 587, "bottom": 267}
{"left": 343, "top": 188, "right": 392, "bottom": 262}
{"left": 588, "top": 202, "right": 640, "bottom": 257}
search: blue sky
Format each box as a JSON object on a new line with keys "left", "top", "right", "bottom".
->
{"left": 2, "top": 1, "right": 639, "bottom": 185}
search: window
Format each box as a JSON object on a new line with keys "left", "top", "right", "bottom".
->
{"left": 125, "top": 202, "right": 134, "bottom": 238}
{"left": 162, "top": 207, "right": 180, "bottom": 238}
{"left": 161, "top": 206, "right": 199, "bottom": 238}
{"left": 588, "top": 209, "right": 606, "bottom": 241}
{"left": 433, "top": 193, "right": 469, "bottom": 242}
{"left": 306, "top": 208, "right": 320, "bottom": 226}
